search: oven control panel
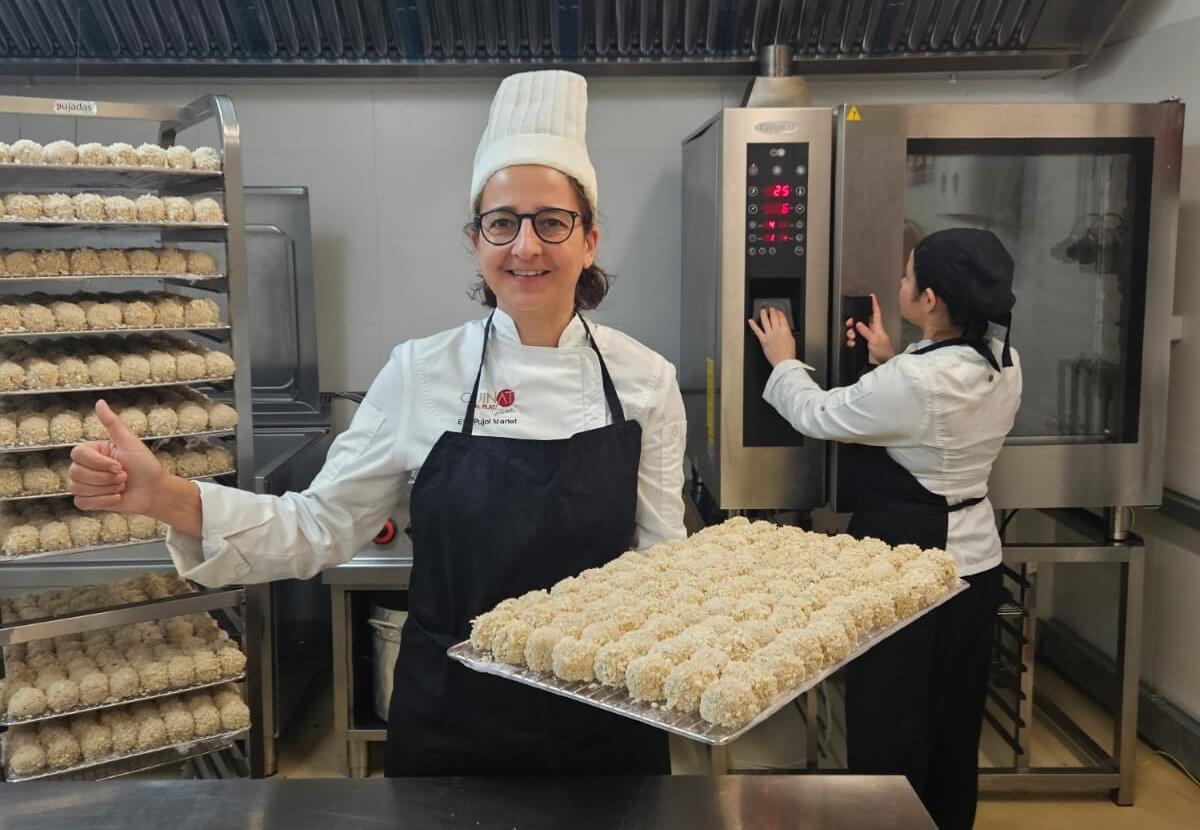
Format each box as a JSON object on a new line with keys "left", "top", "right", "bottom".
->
{"left": 742, "top": 140, "right": 809, "bottom": 449}
{"left": 745, "top": 142, "right": 808, "bottom": 277}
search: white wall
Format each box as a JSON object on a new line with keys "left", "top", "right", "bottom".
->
{"left": 1075, "top": 15, "right": 1200, "bottom": 497}
{"left": 1043, "top": 12, "right": 1200, "bottom": 723}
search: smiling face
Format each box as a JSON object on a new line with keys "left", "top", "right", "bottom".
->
{"left": 472, "top": 165, "right": 598, "bottom": 324}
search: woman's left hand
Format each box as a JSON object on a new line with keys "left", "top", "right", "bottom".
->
{"left": 748, "top": 307, "right": 797, "bottom": 368}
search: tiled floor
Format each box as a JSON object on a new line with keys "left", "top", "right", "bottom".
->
{"left": 275, "top": 667, "right": 1200, "bottom": 828}
{"left": 973, "top": 668, "right": 1200, "bottom": 830}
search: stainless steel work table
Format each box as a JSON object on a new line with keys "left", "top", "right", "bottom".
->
{"left": 0, "top": 776, "right": 936, "bottom": 829}
{"left": 323, "top": 534, "right": 414, "bottom": 776}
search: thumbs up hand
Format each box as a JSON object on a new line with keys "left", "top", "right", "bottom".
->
{"left": 69, "top": 400, "right": 163, "bottom": 514}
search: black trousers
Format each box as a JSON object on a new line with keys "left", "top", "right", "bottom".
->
{"left": 846, "top": 566, "right": 1003, "bottom": 830}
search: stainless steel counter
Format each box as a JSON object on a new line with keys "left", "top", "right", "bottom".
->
{"left": 322, "top": 543, "right": 414, "bottom": 586}
{"left": 323, "top": 491, "right": 414, "bottom": 586}
{"left": 322, "top": 497, "right": 413, "bottom": 776}
{"left": 0, "top": 776, "right": 936, "bottom": 829}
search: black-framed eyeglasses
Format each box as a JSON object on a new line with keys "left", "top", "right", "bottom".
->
{"left": 474, "top": 208, "right": 581, "bottom": 245}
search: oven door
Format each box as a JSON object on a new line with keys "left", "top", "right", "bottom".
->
{"left": 832, "top": 103, "right": 1183, "bottom": 510}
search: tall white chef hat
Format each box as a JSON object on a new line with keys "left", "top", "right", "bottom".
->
{"left": 471, "top": 69, "right": 598, "bottom": 215}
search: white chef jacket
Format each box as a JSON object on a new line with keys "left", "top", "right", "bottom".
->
{"left": 763, "top": 339, "right": 1022, "bottom": 576}
{"left": 167, "top": 309, "right": 688, "bottom": 587}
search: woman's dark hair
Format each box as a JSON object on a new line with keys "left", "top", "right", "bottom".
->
{"left": 466, "top": 176, "right": 613, "bottom": 311}
{"left": 913, "top": 268, "right": 990, "bottom": 342}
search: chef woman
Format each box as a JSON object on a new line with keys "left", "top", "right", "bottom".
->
{"left": 749, "top": 228, "right": 1022, "bottom": 830}
{"left": 68, "top": 70, "right": 685, "bottom": 776}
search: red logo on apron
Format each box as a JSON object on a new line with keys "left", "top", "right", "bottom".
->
{"left": 496, "top": 389, "right": 515, "bottom": 408}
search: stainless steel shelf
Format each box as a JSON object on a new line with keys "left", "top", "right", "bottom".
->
{"left": 0, "top": 163, "right": 222, "bottom": 193}
{"left": 0, "top": 537, "right": 169, "bottom": 570}
{"left": 0, "top": 563, "right": 181, "bottom": 590}
{"left": 0, "top": 586, "right": 245, "bottom": 645}
{"left": 0, "top": 325, "right": 230, "bottom": 340}
{"left": 0, "top": 374, "right": 234, "bottom": 396}
{"left": 0, "top": 91, "right": 256, "bottom": 780}
{"left": 0, "top": 219, "right": 227, "bottom": 230}
{"left": 0, "top": 673, "right": 244, "bottom": 728}
{"left": 0, "top": 469, "right": 234, "bottom": 503}
{"left": 0, "top": 537, "right": 174, "bottom": 570}
{"left": 0, "top": 273, "right": 225, "bottom": 284}
{"left": 3, "top": 729, "right": 246, "bottom": 783}
{"left": 0, "top": 427, "right": 235, "bottom": 455}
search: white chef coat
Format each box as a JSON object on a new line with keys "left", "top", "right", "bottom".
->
{"left": 167, "top": 309, "right": 688, "bottom": 587}
{"left": 763, "top": 338, "right": 1022, "bottom": 576}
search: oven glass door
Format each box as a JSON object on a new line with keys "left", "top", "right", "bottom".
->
{"left": 833, "top": 103, "right": 1182, "bottom": 509}
{"left": 903, "top": 138, "right": 1153, "bottom": 446}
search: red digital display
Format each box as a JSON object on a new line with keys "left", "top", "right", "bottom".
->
{"left": 762, "top": 233, "right": 792, "bottom": 243}
{"left": 764, "top": 220, "right": 791, "bottom": 229}
{"left": 763, "top": 202, "right": 791, "bottom": 216}
{"left": 767, "top": 184, "right": 791, "bottom": 198}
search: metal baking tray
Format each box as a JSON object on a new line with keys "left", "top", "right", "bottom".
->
{"left": 22, "top": 734, "right": 239, "bottom": 782}
{"left": 0, "top": 163, "right": 222, "bottom": 174}
{"left": 0, "top": 468, "right": 234, "bottom": 502}
{"left": 0, "top": 427, "right": 235, "bottom": 455}
{"left": 0, "top": 674, "right": 245, "bottom": 728}
{"left": 0, "top": 162, "right": 220, "bottom": 171}
{"left": 0, "top": 219, "right": 227, "bottom": 230}
{"left": 2, "top": 728, "right": 246, "bottom": 783}
{"left": 0, "top": 374, "right": 234, "bottom": 396}
{"left": 0, "top": 587, "right": 244, "bottom": 647}
{"left": 0, "top": 325, "right": 230, "bottom": 340}
{"left": 0, "top": 163, "right": 222, "bottom": 193}
{"left": 0, "top": 273, "right": 225, "bottom": 283}
{"left": 0, "top": 536, "right": 167, "bottom": 565}
{"left": 0, "top": 581, "right": 198, "bottom": 629}
{"left": 450, "top": 579, "right": 970, "bottom": 746}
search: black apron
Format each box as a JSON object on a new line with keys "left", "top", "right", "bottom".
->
{"left": 846, "top": 338, "right": 986, "bottom": 546}
{"left": 384, "top": 313, "right": 671, "bottom": 777}
{"left": 844, "top": 337, "right": 1003, "bottom": 830}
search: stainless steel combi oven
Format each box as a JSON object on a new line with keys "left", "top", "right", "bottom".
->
{"left": 682, "top": 101, "right": 1184, "bottom": 513}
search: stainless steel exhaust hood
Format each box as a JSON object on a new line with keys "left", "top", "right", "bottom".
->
{"left": 0, "top": 0, "right": 1132, "bottom": 78}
